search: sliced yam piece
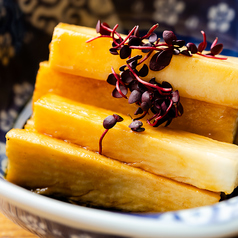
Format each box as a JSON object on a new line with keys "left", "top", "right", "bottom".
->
{"left": 24, "top": 118, "right": 35, "bottom": 131}
{"left": 32, "top": 61, "right": 238, "bottom": 143}
{"left": 33, "top": 62, "right": 137, "bottom": 117}
{"left": 49, "top": 23, "right": 238, "bottom": 109}
{"left": 5, "top": 129, "right": 220, "bottom": 212}
{"left": 33, "top": 94, "right": 238, "bottom": 194}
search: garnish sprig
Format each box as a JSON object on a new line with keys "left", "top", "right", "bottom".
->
{"left": 88, "top": 20, "right": 226, "bottom": 135}
{"left": 106, "top": 56, "right": 183, "bottom": 128}
{"left": 88, "top": 20, "right": 227, "bottom": 70}
{"left": 99, "top": 114, "right": 123, "bottom": 155}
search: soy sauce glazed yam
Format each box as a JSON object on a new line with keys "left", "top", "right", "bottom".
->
{"left": 5, "top": 21, "right": 238, "bottom": 212}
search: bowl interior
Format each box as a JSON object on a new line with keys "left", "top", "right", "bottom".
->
{"left": 1, "top": 100, "right": 238, "bottom": 238}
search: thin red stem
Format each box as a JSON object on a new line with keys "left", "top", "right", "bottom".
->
{"left": 138, "top": 50, "right": 153, "bottom": 65}
{"left": 111, "top": 67, "right": 128, "bottom": 99}
{"left": 114, "top": 25, "right": 138, "bottom": 49}
{"left": 133, "top": 110, "right": 148, "bottom": 120}
{"left": 99, "top": 129, "right": 109, "bottom": 154}
{"left": 116, "top": 81, "right": 127, "bottom": 99}
{"left": 141, "top": 23, "right": 159, "bottom": 39}
{"left": 211, "top": 37, "right": 218, "bottom": 49}
{"left": 101, "top": 24, "right": 122, "bottom": 40}
{"left": 147, "top": 99, "right": 173, "bottom": 126}
{"left": 127, "top": 64, "right": 172, "bottom": 94}
{"left": 201, "top": 31, "right": 206, "bottom": 45}
{"left": 86, "top": 35, "right": 112, "bottom": 43}
{"left": 111, "top": 24, "right": 121, "bottom": 46}
{"left": 129, "top": 45, "right": 165, "bottom": 51}
{"left": 196, "top": 52, "right": 227, "bottom": 60}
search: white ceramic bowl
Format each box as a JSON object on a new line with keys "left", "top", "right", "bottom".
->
{"left": 1, "top": 101, "right": 238, "bottom": 238}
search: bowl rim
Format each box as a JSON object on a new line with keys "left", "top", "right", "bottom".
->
{"left": 1, "top": 178, "right": 238, "bottom": 238}
{"left": 1, "top": 100, "right": 238, "bottom": 238}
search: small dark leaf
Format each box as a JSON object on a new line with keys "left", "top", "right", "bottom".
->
{"left": 197, "top": 41, "right": 207, "bottom": 52}
{"left": 164, "top": 117, "right": 173, "bottom": 127}
{"left": 149, "top": 77, "right": 157, "bottom": 85}
{"left": 168, "top": 106, "right": 176, "bottom": 118}
{"left": 141, "top": 43, "right": 152, "bottom": 53}
{"left": 103, "top": 115, "right": 117, "bottom": 129}
{"left": 186, "top": 43, "right": 198, "bottom": 54}
{"left": 141, "top": 91, "right": 152, "bottom": 106}
{"left": 129, "top": 120, "right": 143, "bottom": 129}
{"left": 96, "top": 21, "right": 111, "bottom": 36}
{"left": 177, "top": 102, "right": 184, "bottom": 116}
{"left": 134, "top": 107, "right": 143, "bottom": 115}
{"left": 138, "top": 64, "right": 149, "bottom": 77}
{"left": 112, "top": 85, "right": 128, "bottom": 98}
{"left": 149, "top": 33, "right": 158, "bottom": 44}
{"left": 112, "top": 38, "right": 123, "bottom": 47}
{"left": 120, "top": 45, "right": 131, "bottom": 59}
{"left": 109, "top": 48, "right": 118, "bottom": 55}
{"left": 149, "top": 49, "right": 173, "bottom": 71}
{"left": 210, "top": 43, "right": 223, "bottom": 55}
{"left": 173, "top": 49, "right": 180, "bottom": 55}
{"left": 181, "top": 49, "right": 191, "bottom": 56}
{"left": 173, "top": 40, "right": 185, "bottom": 47}
{"left": 126, "top": 55, "right": 142, "bottom": 64}
{"left": 113, "top": 114, "right": 124, "bottom": 122}
{"left": 141, "top": 101, "right": 149, "bottom": 111}
{"left": 107, "top": 73, "right": 118, "bottom": 85}
{"left": 129, "top": 60, "right": 138, "bottom": 69}
{"left": 162, "top": 81, "right": 172, "bottom": 89}
{"left": 121, "top": 69, "right": 134, "bottom": 84}
{"left": 129, "top": 80, "right": 147, "bottom": 93}
{"left": 151, "top": 105, "right": 160, "bottom": 114}
{"left": 134, "top": 127, "right": 145, "bottom": 132}
{"left": 119, "top": 65, "right": 127, "bottom": 71}
{"left": 128, "top": 90, "right": 142, "bottom": 104}
{"left": 129, "top": 120, "right": 145, "bottom": 132}
{"left": 128, "top": 36, "right": 142, "bottom": 46}
{"left": 163, "top": 30, "right": 177, "bottom": 45}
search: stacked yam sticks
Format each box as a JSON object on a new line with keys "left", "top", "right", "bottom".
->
{"left": 5, "top": 22, "right": 238, "bottom": 212}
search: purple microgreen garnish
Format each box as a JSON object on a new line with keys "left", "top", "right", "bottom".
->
{"left": 149, "top": 33, "right": 158, "bottom": 44}
{"left": 196, "top": 31, "right": 227, "bottom": 60}
{"left": 111, "top": 67, "right": 128, "bottom": 99}
{"left": 129, "top": 120, "right": 145, "bottom": 132}
{"left": 138, "top": 64, "right": 149, "bottom": 77}
{"left": 88, "top": 21, "right": 226, "bottom": 132}
{"left": 120, "top": 45, "right": 131, "bottom": 59}
{"left": 99, "top": 114, "right": 123, "bottom": 154}
{"left": 197, "top": 31, "right": 207, "bottom": 52}
{"left": 128, "top": 90, "right": 142, "bottom": 104}
{"left": 163, "top": 30, "right": 177, "bottom": 45}
{"left": 186, "top": 43, "right": 197, "bottom": 54}
{"left": 149, "top": 48, "right": 173, "bottom": 71}
{"left": 107, "top": 73, "right": 117, "bottom": 85}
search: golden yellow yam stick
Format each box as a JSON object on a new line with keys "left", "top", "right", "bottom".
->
{"left": 33, "top": 94, "right": 238, "bottom": 194}
{"left": 49, "top": 23, "right": 238, "bottom": 108}
{"left": 32, "top": 61, "right": 238, "bottom": 143}
{"left": 5, "top": 129, "right": 220, "bottom": 212}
